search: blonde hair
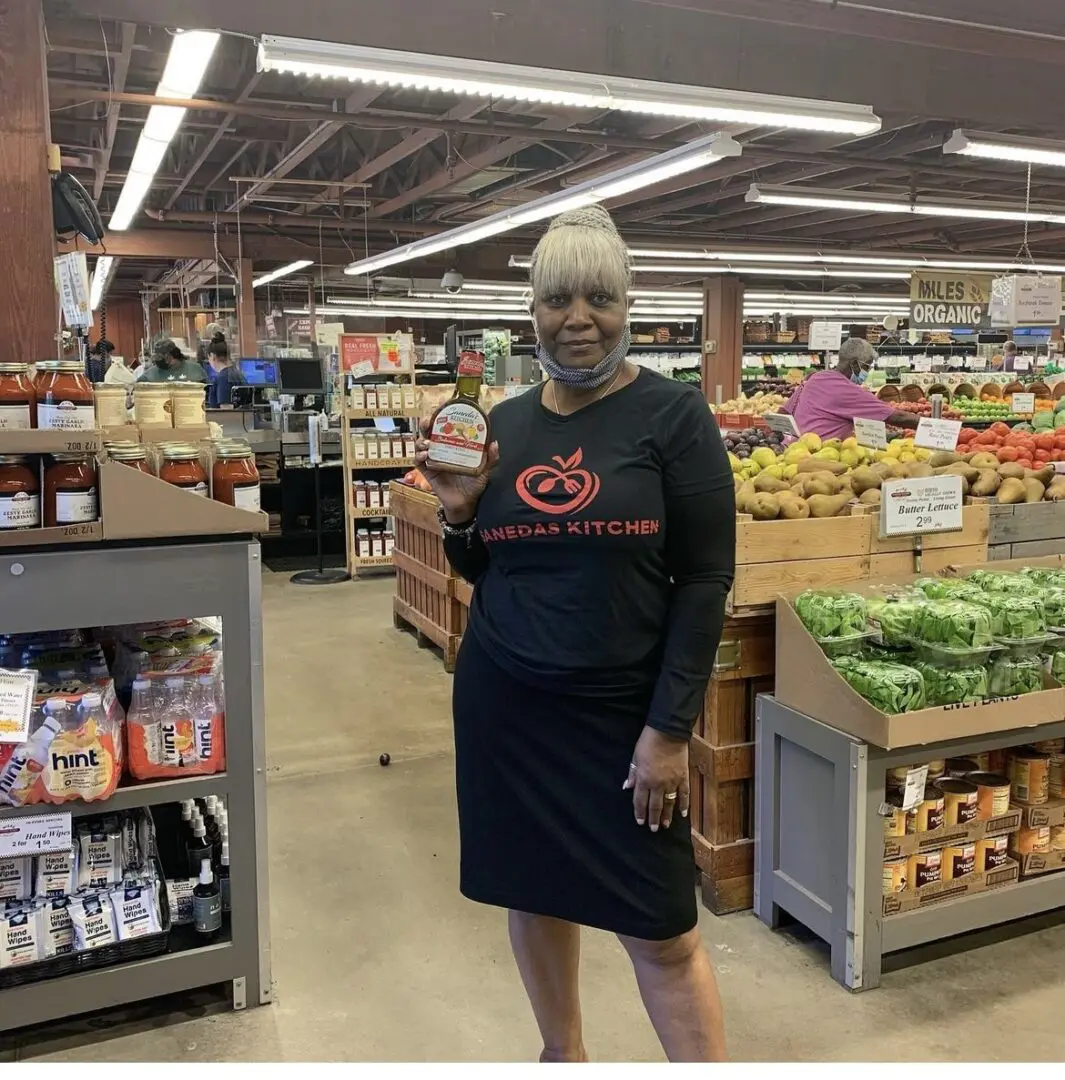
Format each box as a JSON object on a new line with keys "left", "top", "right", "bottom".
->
{"left": 528, "top": 205, "right": 631, "bottom": 306}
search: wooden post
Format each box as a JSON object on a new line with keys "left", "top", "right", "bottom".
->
{"left": 307, "top": 283, "right": 319, "bottom": 357}
{"left": 237, "top": 258, "right": 256, "bottom": 357}
{"left": 0, "top": 0, "right": 55, "bottom": 364}
{"left": 701, "top": 276, "right": 743, "bottom": 406}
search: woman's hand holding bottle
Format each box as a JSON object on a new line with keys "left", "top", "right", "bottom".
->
{"left": 415, "top": 419, "right": 499, "bottom": 523}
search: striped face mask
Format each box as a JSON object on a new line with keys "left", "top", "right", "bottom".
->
{"left": 536, "top": 326, "right": 632, "bottom": 390}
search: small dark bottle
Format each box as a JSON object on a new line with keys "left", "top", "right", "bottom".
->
{"left": 193, "top": 858, "right": 222, "bottom": 942}
{"left": 219, "top": 840, "right": 231, "bottom": 913}
{"left": 186, "top": 815, "right": 211, "bottom": 877}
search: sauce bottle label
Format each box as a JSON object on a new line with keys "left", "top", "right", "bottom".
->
{"left": 233, "top": 484, "right": 261, "bottom": 512}
{"left": 0, "top": 405, "right": 31, "bottom": 430}
{"left": 0, "top": 493, "right": 40, "bottom": 530}
{"left": 37, "top": 403, "right": 96, "bottom": 430}
{"left": 427, "top": 403, "right": 488, "bottom": 470}
{"left": 55, "top": 490, "right": 97, "bottom": 524}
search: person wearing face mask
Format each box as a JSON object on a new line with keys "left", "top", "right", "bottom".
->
{"left": 415, "top": 206, "right": 734, "bottom": 1063}
{"left": 779, "top": 337, "right": 917, "bottom": 439}
{"left": 139, "top": 339, "right": 208, "bottom": 383}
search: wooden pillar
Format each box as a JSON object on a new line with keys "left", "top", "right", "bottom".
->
{"left": 0, "top": 0, "right": 54, "bottom": 364}
{"left": 307, "top": 284, "right": 320, "bottom": 358}
{"left": 236, "top": 258, "right": 256, "bottom": 358}
{"left": 701, "top": 276, "right": 744, "bottom": 405}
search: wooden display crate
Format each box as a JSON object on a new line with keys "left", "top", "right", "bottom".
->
{"left": 987, "top": 502, "right": 1065, "bottom": 561}
{"left": 690, "top": 612, "right": 774, "bottom": 915}
{"left": 390, "top": 482, "right": 467, "bottom": 671}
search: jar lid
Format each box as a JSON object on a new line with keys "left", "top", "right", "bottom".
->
{"left": 51, "top": 453, "right": 92, "bottom": 462}
{"left": 0, "top": 363, "right": 29, "bottom": 373}
{"left": 163, "top": 446, "right": 200, "bottom": 461}
{"left": 93, "top": 382, "right": 127, "bottom": 391}
{"left": 56, "top": 361, "right": 86, "bottom": 372}
{"left": 34, "top": 360, "right": 60, "bottom": 371}
{"left": 108, "top": 445, "right": 147, "bottom": 461}
{"left": 215, "top": 442, "right": 253, "bottom": 459}
{"left": 0, "top": 454, "right": 31, "bottom": 464}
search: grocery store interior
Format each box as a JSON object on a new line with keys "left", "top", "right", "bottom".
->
{"left": 4, "top": 0, "right": 1065, "bottom": 1064}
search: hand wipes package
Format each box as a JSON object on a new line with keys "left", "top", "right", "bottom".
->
{"left": 77, "top": 821, "right": 123, "bottom": 890}
{"left": 37, "top": 896, "right": 75, "bottom": 958}
{"left": 36, "top": 849, "right": 78, "bottom": 897}
{"left": 108, "top": 881, "right": 161, "bottom": 940}
{"left": 0, "top": 908, "right": 41, "bottom": 968}
{"left": 0, "top": 856, "right": 32, "bottom": 902}
{"left": 68, "top": 893, "right": 118, "bottom": 951}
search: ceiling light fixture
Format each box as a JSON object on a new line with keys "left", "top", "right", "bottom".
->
{"left": 746, "top": 183, "right": 1065, "bottom": 225}
{"left": 258, "top": 36, "right": 881, "bottom": 135}
{"left": 89, "top": 256, "right": 116, "bottom": 311}
{"left": 109, "top": 30, "right": 220, "bottom": 231}
{"left": 291, "top": 306, "right": 698, "bottom": 323}
{"left": 343, "top": 133, "right": 741, "bottom": 276}
{"left": 944, "top": 129, "right": 1065, "bottom": 169}
{"left": 252, "top": 260, "right": 315, "bottom": 288}
{"left": 506, "top": 256, "right": 910, "bottom": 278}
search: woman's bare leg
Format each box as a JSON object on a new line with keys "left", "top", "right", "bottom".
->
{"left": 508, "top": 910, "right": 587, "bottom": 1062}
{"left": 617, "top": 927, "right": 726, "bottom": 1062}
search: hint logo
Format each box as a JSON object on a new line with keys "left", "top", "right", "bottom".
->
{"left": 52, "top": 749, "right": 101, "bottom": 769}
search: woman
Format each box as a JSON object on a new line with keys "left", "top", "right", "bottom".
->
{"left": 417, "top": 206, "right": 734, "bottom": 1062}
{"left": 206, "top": 336, "right": 247, "bottom": 406}
{"left": 780, "top": 338, "right": 918, "bottom": 439}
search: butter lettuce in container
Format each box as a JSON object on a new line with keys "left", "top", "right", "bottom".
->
{"left": 988, "top": 653, "right": 1045, "bottom": 697}
{"left": 916, "top": 600, "right": 994, "bottom": 649}
{"left": 831, "top": 656, "right": 925, "bottom": 714}
{"left": 1043, "top": 587, "right": 1065, "bottom": 631}
{"left": 966, "top": 569, "right": 1040, "bottom": 595}
{"left": 1020, "top": 567, "right": 1065, "bottom": 590}
{"left": 914, "top": 578, "right": 986, "bottom": 605}
{"left": 794, "top": 590, "right": 870, "bottom": 655}
{"left": 1051, "top": 650, "right": 1065, "bottom": 684}
{"left": 913, "top": 661, "right": 989, "bottom": 706}
{"left": 973, "top": 591, "right": 1053, "bottom": 651}
{"left": 867, "top": 595, "right": 927, "bottom": 649}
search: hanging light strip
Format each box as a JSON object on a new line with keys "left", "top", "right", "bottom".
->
{"left": 252, "top": 260, "right": 314, "bottom": 288}
{"left": 943, "top": 129, "right": 1065, "bottom": 169}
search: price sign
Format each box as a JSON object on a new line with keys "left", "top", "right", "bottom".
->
{"left": 880, "top": 475, "right": 964, "bottom": 537}
{"left": 0, "top": 812, "right": 72, "bottom": 859}
{"left": 914, "top": 417, "right": 962, "bottom": 452}
{"left": 900, "top": 766, "right": 930, "bottom": 812}
{"left": 807, "top": 321, "right": 843, "bottom": 351}
{"left": 1013, "top": 357, "right": 1032, "bottom": 372}
{"left": 763, "top": 412, "right": 800, "bottom": 437}
{"left": 912, "top": 356, "right": 933, "bottom": 373}
{"left": 742, "top": 356, "right": 764, "bottom": 369}
{"left": 854, "top": 418, "right": 888, "bottom": 451}
{"left": 1011, "top": 392, "right": 1035, "bottom": 414}
{"left": 0, "top": 670, "right": 36, "bottom": 744}
{"left": 970, "top": 357, "right": 988, "bottom": 371}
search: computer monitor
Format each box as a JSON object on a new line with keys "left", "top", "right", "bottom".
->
{"left": 277, "top": 357, "right": 325, "bottom": 395}
{"left": 239, "top": 358, "right": 278, "bottom": 386}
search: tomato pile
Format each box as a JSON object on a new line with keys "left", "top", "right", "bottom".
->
{"left": 957, "top": 423, "right": 1065, "bottom": 467}
{"left": 891, "top": 400, "right": 964, "bottom": 420}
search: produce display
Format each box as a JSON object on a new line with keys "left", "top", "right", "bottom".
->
{"left": 971, "top": 593, "right": 1046, "bottom": 641}
{"left": 915, "top": 600, "right": 994, "bottom": 650}
{"left": 913, "top": 661, "right": 989, "bottom": 706}
{"left": 722, "top": 427, "right": 785, "bottom": 461}
{"left": 891, "top": 400, "right": 963, "bottom": 420}
{"left": 795, "top": 590, "right": 867, "bottom": 640}
{"left": 988, "top": 653, "right": 1045, "bottom": 697}
{"left": 867, "top": 595, "right": 926, "bottom": 648}
{"left": 956, "top": 423, "right": 1065, "bottom": 471}
{"left": 714, "top": 390, "right": 790, "bottom": 416}
{"left": 831, "top": 657, "right": 926, "bottom": 713}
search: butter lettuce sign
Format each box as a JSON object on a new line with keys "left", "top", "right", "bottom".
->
{"left": 909, "top": 272, "right": 992, "bottom": 330}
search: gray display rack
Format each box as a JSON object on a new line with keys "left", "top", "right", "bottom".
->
{"left": 0, "top": 538, "right": 271, "bottom": 1031}
{"left": 754, "top": 694, "right": 1065, "bottom": 992}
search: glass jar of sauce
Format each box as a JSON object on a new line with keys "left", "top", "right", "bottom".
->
{"left": 171, "top": 383, "right": 206, "bottom": 427}
{"left": 160, "top": 445, "right": 208, "bottom": 496}
{"left": 93, "top": 383, "right": 128, "bottom": 428}
{"left": 43, "top": 454, "right": 97, "bottom": 526}
{"left": 0, "top": 455, "right": 40, "bottom": 530}
{"left": 133, "top": 384, "right": 172, "bottom": 425}
{"left": 212, "top": 442, "right": 260, "bottom": 510}
{"left": 107, "top": 443, "right": 153, "bottom": 474}
{"left": 37, "top": 362, "right": 95, "bottom": 431}
{"left": 0, "top": 364, "right": 36, "bottom": 430}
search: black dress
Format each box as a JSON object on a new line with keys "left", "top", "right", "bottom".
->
{"left": 444, "top": 370, "right": 735, "bottom": 941}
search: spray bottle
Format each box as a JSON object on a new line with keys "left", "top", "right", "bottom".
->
{"left": 186, "top": 812, "right": 211, "bottom": 877}
{"left": 193, "top": 857, "right": 222, "bottom": 941}
{"left": 219, "top": 840, "right": 231, "bottom": 913}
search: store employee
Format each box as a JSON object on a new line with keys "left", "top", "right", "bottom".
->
{"left": 140, "top": 339, "right": 208, "bottom": 383}
{"left": 780, "top": 338, "right": 919, "bottom": 439}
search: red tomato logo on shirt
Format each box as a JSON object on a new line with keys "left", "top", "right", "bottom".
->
{"left": 516, "top": 449, "right": 600, "bottom": 515}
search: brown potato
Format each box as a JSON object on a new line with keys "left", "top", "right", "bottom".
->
{"left": 1045, "top": 479, "right": 1065, "bottom": 502}
{"left": 849, "top": 466, "right": 882, "bottom": 495}
{"left": 753, "top": 472, "right": 790, "bottom": 494}
{"left": 929, "top": 451, "right": 963, "bottom": 468}
{"left": 735, "top": 481, "right": 756, "bottom": 513}
{"left": 997, "top": 462, "right": 1026, "bottom": 480}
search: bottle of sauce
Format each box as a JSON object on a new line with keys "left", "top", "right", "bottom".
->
{"left": 36, "top": 361, "right": 95, "bottom": 431}
{"left": 212, "top": 442, "right": 261, "bottom": 510}
{"left": 107, "top": 443, "right": 153, "bottom": 474}
{"left": 0, "top": 364, "right": 36, "bottom": 429}
{"left": 160, "top": 445, "right": 208, "bottom": 496}
{"left": 426, "top": 351, "right": 490, "bottom": 474}
{"left": 43, "top": 454, "right": 97, "bottom": 526}
{"left": 0, "top": 455, "right": 40, "bottom": 530}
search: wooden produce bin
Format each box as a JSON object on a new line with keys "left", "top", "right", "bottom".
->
{"left": 987, "top": 502, "right": 1065, "bottom": 562}
{"left": 690, "top": 613, "right": 773, "bottom": 915}
{"left": 390, "top": 482, "right": 468, "bottom": 671}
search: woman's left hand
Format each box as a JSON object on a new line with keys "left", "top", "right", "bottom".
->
{"left": 623, "top": 726, "right": 690, "bottom": 832}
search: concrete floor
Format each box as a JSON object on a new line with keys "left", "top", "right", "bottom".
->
{"left": 27, "top": 572, "right": 1065, "bottom": 1061}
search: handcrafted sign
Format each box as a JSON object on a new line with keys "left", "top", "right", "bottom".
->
{"left": 854, "top": 418, "right": 888, "bottom": 451}
{"left": 807, "top": 321, "right": 843, "bottom": 351}
{"left": 880, "top": 475, "right": 964, "bottom": 537}
{"left": 914, "top": 417, "right": 962, "bottom": 452}
{"left": 0, "top": 669, "right": 37, "bottom": 743}
{"left": 909, "top": 272, "right": 992, "bottom": 330}
{"left": 763, "top": 412, "right": 800, "bottom": 437}
{"left": 989, "top": 274, "right": 1062, "bottom": 327}
{"left": 0, "top": 812, "right": 72, "bottom": 859}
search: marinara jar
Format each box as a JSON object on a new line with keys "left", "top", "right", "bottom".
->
{"left": 160, "top": 445, "right": 208, "bottom": 496}
{"left": 37, "top": 361, "right": 95, "bottom": 431}
{"left": 212, "top": 442, "right": 261, "bottom": 510}
{"left": 43, "top": 454, "right": 97, "bottom": 526}
{"left": 108, "top": 443, "right": 153, "bottom": 474}
{"left": 0, "top": 364, "right": 37, "bottom": 430}
{"left": 0, "top": 455, "right": 40, "bottom": 530}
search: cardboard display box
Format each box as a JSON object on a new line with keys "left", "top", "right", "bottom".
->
{"left": 883, "top": 858, "right": 1019, "bottom": 916}
{"left": 1013, "top": 798, "right": 1065, "bottom": 830}
{"left": 1009, "top": 848, "right": 1065, "bottom": 879}
{"left": 883, "top": 808, "right": 1022, "bottom": 861}
{"left": 775, "top": 596, "right": 1065, "bottom": 749}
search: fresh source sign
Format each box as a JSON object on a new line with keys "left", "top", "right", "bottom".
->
{"left": 909, "top": 272, "right": 992, "bottom": 330}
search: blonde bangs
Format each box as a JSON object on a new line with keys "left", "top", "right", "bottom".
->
{"left": 529, "top": 206, "right": 631, "bottom": 305}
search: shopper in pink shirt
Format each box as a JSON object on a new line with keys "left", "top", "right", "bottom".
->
{"left": 780, "top": 339, "right": 919, "bottom": 440}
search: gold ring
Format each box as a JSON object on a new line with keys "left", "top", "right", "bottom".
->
{"left": 664, "top": 792, "right": 678, "bottom": 801}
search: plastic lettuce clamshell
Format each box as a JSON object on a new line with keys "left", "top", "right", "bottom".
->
{"left": 867, "top": 595, "right": 928, "bottom": 648}
{"left": 1051, "top": 650, "right": 1065, "bottom": 684}
{"left": 913, "top": 661, "right": 989, "bottom": 706}
{"left": 914, "top": 578, "right": 987, "bottom": 606}
{"left": 831, "top": 656, "right": 926, "bottom": 714}
{"left": 970, "top": 592, "right": 1047, "bottom": 641}
{"left": 965, "top": 570, "right": 1040, "bottom": 595}
{"left": 1043, "top": 587, "right": 1065, "bottom": 631}
{"left": 794, "top": 590, "right": 868, "bottom": 640}
{"left": 915, "top": 600, "right": 994, "bottom": 650}
{"left": 988, "top": 653, "right": 1044, "bottom": 697}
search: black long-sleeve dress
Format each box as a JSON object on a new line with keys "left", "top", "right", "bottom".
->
{"left": 444, "top": 369, "right": 735, "bottom": 940}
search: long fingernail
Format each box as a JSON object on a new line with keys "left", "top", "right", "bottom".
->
{"left": 636, "top": 818, "right": 645, "bottom": 826}
{"left": 650, "top": 824, "right": 659, "bottom": 833}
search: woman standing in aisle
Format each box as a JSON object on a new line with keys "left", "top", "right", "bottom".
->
{"left": 779, "top": 337, "right": 919, "bottom": 439}
{"left": 417, "top": 206, "right": 734, "bottom": 1063}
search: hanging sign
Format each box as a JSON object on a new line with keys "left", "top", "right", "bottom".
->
{"left": 989, "top": 274, "right": 1062, "bottom": 327}
{"left": 914, "top": 417, "right": 962, "bottom": 452}
{"left": 807, "top": 321, "right": 843, "bottom": 351}
{"left": 909, "top": 272, "right": 992, "bottom": 330}
{"left": 880, "top": 475, "right": 964, "bottom": 538}
{"left": 762, "top": 412, "right": 800, "bottom": 437}
{"left": 54, "top": 253, "right": 93, "bottom": 330}
{"left": 854, "top": 418, "right": 888, "bottom": 451}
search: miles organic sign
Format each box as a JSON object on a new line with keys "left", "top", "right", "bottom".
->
{"left": 909, "top": 272, "right": 992, "bottom": 330}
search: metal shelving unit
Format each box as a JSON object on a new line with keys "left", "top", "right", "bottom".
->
{"left": 0, "top": 537, "right": 271, "bottom": 1032}
{"left": 754, "top": 694, "right": 1065, "bottom": 992}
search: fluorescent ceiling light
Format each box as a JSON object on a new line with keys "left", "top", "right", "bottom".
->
{"left": 290, "top": 306, "right": 697, "bottom": 323}
{"left": 89, "top": 256, "right": 116, "bottom": 311}
{"left": 745, "top": 292, "right": 906, "bottom": 303}
{"left": 944, "top": 129, "right": 1065, "bottom": 169}
{"left": 506, "top": 256, "right": 909, "bottom": 278}
{"left": 343, "top": 133, "right": 741, "bottom": 276}
{"left": 259, "top": 36, "right": 880, "bottom": 135}
{"left": 746, "top": 183, "right": 1065, "bottom": 225}
{"left": 108, "top": 30, "right": 220, "bottom": 230}
{"left": 253, "top": 260, "right": 314, "bottom": 288}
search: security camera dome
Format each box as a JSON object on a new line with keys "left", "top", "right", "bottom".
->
{"left": 441, "top": 269, "right": 464, "bottom": 294}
